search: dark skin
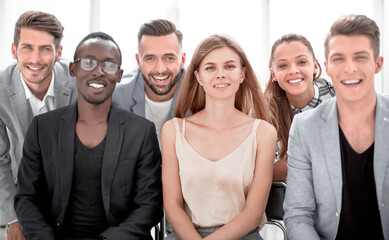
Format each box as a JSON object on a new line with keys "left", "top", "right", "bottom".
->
{"left": 69, "top": 38, "right": 123, "bottom": 148}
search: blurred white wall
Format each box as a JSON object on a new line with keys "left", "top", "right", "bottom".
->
{"left": 0, "top": 0, "right": 387, "bottom": 93}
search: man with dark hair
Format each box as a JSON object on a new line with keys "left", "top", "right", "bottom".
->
{"left": 284, "top": 14, "right": 388, "bottom": 240}
{"left": 0, "top": 11, "right": 77, "bottom": 240}
{"left": 113, "top": 19, "right": 186, "bottom": 145}
{"left": 14, "top": 32, "right": 163, "bottom": 240}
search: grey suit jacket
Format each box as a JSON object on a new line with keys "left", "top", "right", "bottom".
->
{"left": 284, "top": 93, "right": 389, "bottom": 240}
{"left": 112, "top": 68, "right": 184, "bottom": 119}
{"left": 0, "top": 60, "right": 77, "bottom": 224}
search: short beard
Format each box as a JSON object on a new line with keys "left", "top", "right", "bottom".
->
{"left": 143, "top": 71, "right": 181, "bottom": 96}
{"left": 81, "top": 93, "right": 111, "bottom": 105}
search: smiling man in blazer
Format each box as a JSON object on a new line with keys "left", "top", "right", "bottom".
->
{"left": 14, "top": 32, "right": 162, "bottom": 240}
{"left": 284, "top": 15, "right": 388, "bottom": 240}
{"left": 0, "top": 11, "right": 77, "bottom": 240}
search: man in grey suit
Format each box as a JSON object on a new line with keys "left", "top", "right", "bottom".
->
{"left": 113, "top": 19, "right": 186, "bottom": 145}
{"left": 284, "top": 14, "right": 388, "bottom": 240}
{"left": 0, "top": 11, "right": 77, "bottom": 239}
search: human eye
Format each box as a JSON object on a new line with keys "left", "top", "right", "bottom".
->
{"left": 205, "top": 66, "right": 215, "bottom": 71}
{"left": 225, "top": 64, "right": 236, "bottom": 70}
{"left": 21, "top": 45, "right": 31, "bottom": 50}
{"left": 81, "top": 59, "right": 96, "bottom": 69}
{"left": 298, "top": 60, "right": 307, "bottom": 65}
{"left": 144, "top": 56, "right": 154, "bottom": 62}
{"left": 42, "top": 46, "right": 52, "bottom": 51}
{"left": 165, "top": 55, "right": 176, "bottom": 61}
{"left": 277, "top": 63, "right": 287, "bottom": 69}
{"left": 355, "top": 55, "right": 368, "bottom": 61}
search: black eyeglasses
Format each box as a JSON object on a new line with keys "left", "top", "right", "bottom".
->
{"left": 74, "top": 58, "right": 120, "bottom": 74}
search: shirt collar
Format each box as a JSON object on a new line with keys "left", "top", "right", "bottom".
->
{"left": 291, "top": 81, "right": 320, "bottom": 114}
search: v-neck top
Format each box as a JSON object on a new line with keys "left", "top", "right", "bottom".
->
{"left": 173, "top": 117, "right": 262, "bottom": 227}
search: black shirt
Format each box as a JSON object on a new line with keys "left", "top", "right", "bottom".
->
{"left": 57, "top": 135, "right": 108, "bottom": 239}
{"left": 335, "top": 126, "right": 384, "bottom": 240}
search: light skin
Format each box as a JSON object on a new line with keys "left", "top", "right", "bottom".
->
{"left": 325, "top": 34, "right": 383, "bottom": 153}
{"left": 11, "top": 27, "right": 62, "bottom": 101}
{"left": 69, "top": 38, "right": 123, "bottom": 148}
{"left": 270, "top": 41, "right": 318, "bottom": 182}
{"left": 136, "top": 33, "right": 185, "bottom": 102}
{"left": 271, "top": 41, "right": 318, "bottom": 109}
{"left": 9, "top": 27, "right": 62, "bottom": 240}
{"left": 162, "top": 47, "right": 276, "bottom": 239}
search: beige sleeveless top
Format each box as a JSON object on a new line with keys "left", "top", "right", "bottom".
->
{"left": 173, "top": 118, "right": 266, "bottom": 228}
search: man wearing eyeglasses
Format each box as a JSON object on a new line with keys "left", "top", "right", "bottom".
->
{"left": 0, "top": 11, "right": 77, "bottom": 240}
{"left": 113, "top": 19, "right": 186, "bottom": 146}
{"left": 14, "top": 32, "right": 163, "bottom": 240}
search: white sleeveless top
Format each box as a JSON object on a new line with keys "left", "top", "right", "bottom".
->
{"left": 173, "top": 118, "right": 266, "bottom": 228}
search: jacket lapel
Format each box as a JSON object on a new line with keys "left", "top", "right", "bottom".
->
{"left": 57, "top": 104, "right": 77, "bottom": 211}
{"left": 373, "top": 93, "right": 389, "bottom": 204}
{"left": 131, "top": 73, "right": 146, "bottom": 117}
{"left": 53, "top": 63, "right": 74, "bottom": 108}
{"left": 101, "top": 105, "right": 124, "bottom": 216}
{"left": 320, "top": 99, "right": 343, "bottom": 213}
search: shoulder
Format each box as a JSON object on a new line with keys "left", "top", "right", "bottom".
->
{"left": 315, "top": 78, "right": 336, "bottom": 97}
{"left": 53, "top": 59, "right": 77, "bottom": 88}
{"left": 115, "top": 68, "right": 142, "bottom": 91}
{"left": 162, "top": 117, "right": 180, "bottom": 133}
{"left": 256, "top": 119, "right": 277, "bottom": 142}
{"left": 0, "top": 63, "right": 18, "bottom": 83}
{"left": 377, "top": 92, "right": 389, "bottom": 107}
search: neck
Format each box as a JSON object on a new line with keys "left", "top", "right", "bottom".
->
{"left": 24, "top": 78, "right": 51, "bottom": 101}
{"left": 200, "top": 97, "right": 238, "bottom": 131}
{"left": 338, "top": 93, "right": 376, "bottom": 127}
{"left": 287, "top": 84, "right": 315, "bottom": 109}
{"left": 77, "top": 98, "right": 111, "bottom": 124}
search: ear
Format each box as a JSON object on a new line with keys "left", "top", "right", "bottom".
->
{"left": 270, "top": 69, "right": 277, "bottom": 82}
{"left": 180, "top": 52, "right": 186, "bottom": 69}
{"left": 56, "top": 46, "right": 63, "bottom": 62}
{"left": 375, "top": 56, "right": 384, "bottom": 74}
{"left": 194, "top": 70, "right": 202, "bottom": 85}
{"left": 69, "top": 62, "right": 76, "bottom": 77}
{"left": 313, "top": 59, "right": 319, "bottom": 75}
{"left": 324, "top": 60, "right": 329, "bottom": 75}
{"left": 240, "top": 66, "right": 246, "bottom": 83}
{"left": 11, "top": 43, "right": 17, "bottom": 59}
{"left": 117, "top": 69, "right": 124, "bottom": 83}
{"left": 136, "top": 54, "right": 141, "bottom": 68}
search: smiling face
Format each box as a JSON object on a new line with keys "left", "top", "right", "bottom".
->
{"left": 194, "top": 47, "right": 245, "bottom": 101}
{"left": 136, "top": 33, "right": 185, "bottom": 102}
{"left": 325, "top": 35, "right": 383, "bottom": 105}
{"left": 12, "top": 27, "right": 62, "bottom": 87}
{"left": 70, "top": 38, "right": 123, "bottom": 106}
{"left": 271, "top": 41, "right": 318, "bottom": 102}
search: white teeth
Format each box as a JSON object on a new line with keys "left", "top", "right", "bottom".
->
{"left": 214, "top": 84, "right": 229, "bottom": 88}
{"left": 288, "top": 79, "right": 302, "bottom": 84}
{"left": 342, "top": 79, "right": 360, "bottom": 84}
{"left": 153, "top": 76, "right": 168, "bottom": 81}
{"left": 89, "top": 83, "right": 104, "bottom": 88}
{"left": 29, "top": 66, "right": 42, "bottom": 70}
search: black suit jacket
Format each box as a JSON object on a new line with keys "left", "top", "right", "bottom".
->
{"left": 14, "top": 104, "right": 163, "bottom": 240}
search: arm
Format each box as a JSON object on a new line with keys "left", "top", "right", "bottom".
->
{"left": 0, "top": 118, "right": 17, "bottom": 224}
{"left": 14, "top": 117, "right": 56, "bottom": 239}
{"left": 101, "top": 122, "right": 163, "bottom": 240}
{"left": 273, "top": 157, "right": 287, "bottom": 182}
{"left": 205, "top": 120, "right": 277, "bottom": 240}
{"left": 283, "top": 117, "right": 320, "bottom": 240}
{"left": 161, "top": 120, "right": 203, "bottom": 240}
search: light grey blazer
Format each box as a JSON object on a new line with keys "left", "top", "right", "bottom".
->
{"left": 112, "top": 68, "right": 184, "bottom": 119}
{"left": 284, "top": 93, "right": 389, "bottom": 240}
{"left": 0, "top": 60, "right": 77, "bottom": 224}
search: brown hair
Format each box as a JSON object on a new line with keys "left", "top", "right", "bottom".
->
{"left": 264, "top": 33, "right": 321, "bottom": 160}
{"left": 138, "top": 19, "right": 183, "bottom": 50}
{"left": 175, "top": 34, "right": 274, "bottom": 124}
{"left": 324, "top": 14, "right": 380, "bottom": 59}
{"left": 14, "top": 11, "right": 64, "bottom": 49}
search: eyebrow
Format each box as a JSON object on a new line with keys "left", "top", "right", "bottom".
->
{"left": 276, "top": 54, "right": 310, "bottom": 63}
{"left": 203, "top": 59, "right": 237, "bottom": 65}
{"left": 84, "top": 54, "right": 116, "bottom": 62}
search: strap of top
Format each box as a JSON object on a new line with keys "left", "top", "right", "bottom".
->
{"left": 251, "top": 119, "right": 261, "bottom": 132}
{"left": 173, "top": 117, "right": 186, "bottom": 135}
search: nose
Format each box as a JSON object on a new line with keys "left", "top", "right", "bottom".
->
{"left": 31, "top": 49, "right": 42, "bottom": 63}
{"left": 216, "top": 68, "right": 226, "bottom": 79}
{"left": 288, "top": 63, "right": 299, "bottom": 74}
{"left": 344, "top": 59, "right": 357, "bottom": 74}
{"left": 92, "top": 63, "right": 105, "bottom": 76}
{"left": 155, "top": 58, "right": 167, "bottom": 73}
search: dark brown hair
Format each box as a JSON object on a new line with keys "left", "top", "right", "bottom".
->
{"left": 14, "top": 11, "right": 64, "bottom": 49}
{"left": 138, "top": 19, "right": 183, "bottom": 50}
{"left": 264, "top": 33, "right": 321, "bottom": 160}
{"left": 324, "top": 14, "right": 380, "bottom": 59}
{"left": 175, "top": 34, "right": 274, "bottom": 124}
